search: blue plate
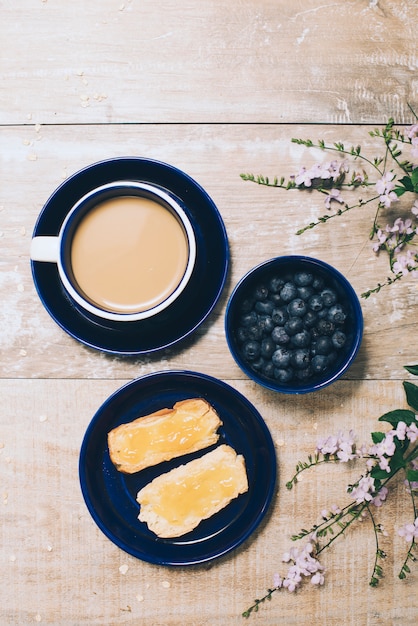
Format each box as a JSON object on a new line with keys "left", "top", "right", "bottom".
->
{"left": 30, "top": 158, "right": 229, "bottom": 355}
{"left": 79, "top": 371, "right": 277, "bottom": 566}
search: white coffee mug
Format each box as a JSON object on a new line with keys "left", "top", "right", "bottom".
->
{"left": 30, "top": 181, "right": 197, "bottom": 321}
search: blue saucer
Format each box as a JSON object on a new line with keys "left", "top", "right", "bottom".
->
{"left": 79, "top": 371, "right": 277, "bottom": 566}
{"left": 31, "top": 158, "right": 229, "bottom": 355}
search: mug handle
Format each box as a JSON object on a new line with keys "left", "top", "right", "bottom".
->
{"left": 30, "top": 236, "right": 60, "bottom": 262}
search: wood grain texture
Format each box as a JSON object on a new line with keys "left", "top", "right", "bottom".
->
{"left": 1, "top": 0, "right": 417, "bottom": 124}
{"left": 2, "top": 2, "right": 418, "bottom": 623}
{"left": 0, "top": 378, "right": 416, "bottom": 625}
{"left": 1, "top": 123, "right": 416, "bottom": 379}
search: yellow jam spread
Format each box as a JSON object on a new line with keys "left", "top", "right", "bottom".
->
{"left": 140, "top": 455, "right": 245, "bottom": 524}
{"left": 108, "top": 399, "right": 222, "bottom": 472}
{"left": 116, "top": 410, "right": 216, "bottom": 463}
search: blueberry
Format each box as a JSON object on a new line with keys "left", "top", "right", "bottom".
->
{"left": 251, "top": 356, "right": 265, "bottom": 371}
{"left": 315, "top": 336, "right": 333, "bottom": 355}
{"left": 291, "top": 348, "right": 310, "bottom": 369}
{"left": 295, "top": 366, "right": 313, "bottom": 381}
{"left": 327, "top": 304, "right": 347, "bottom": 324}
{"left": 297, "top": 285, "right": 315, "bottom": 301}
{"left": 274, "top": 367, "right": 294, "bottom": 383}
{"left": 261, "top": 360, "right": 275, "bottom": 379}
{"left": 272, "top": 347, "right": 291, "bottom": 368}
{"left": 253, "top": 284, "right": 269, "bottom": 301}
{"left": 271, "top": 326, "right": 290, "bottom": 345}
{"left": 246, "top": 324, "right": 263, "bottom": 341}
{"left": 317, "top": 308, "right": 329, "bottom": 319}
{"left": 310, "top": 327, "right": 321, "bottom": 342}
{"left": 303, "top": 310, "right": 318, "bottom": 329}
{"left": 280, "top": 281, "right": 298, "bottom": 303}
{"left": 308, "top": 294, "right": 324, "bottom": 312}
{"left": 287, "top": 298, "right": 307, "bottom": 318}
{"left": 240, "top": 311, "right": 258, "bottom": 327}
{"left": 258, "top": 315, "right": 275, "bottom": 335}
{"left": 327, "top": 351, "right": 338, "bottom": 366}
{"left": 272, "top": 307, "right": 288, "bottom": 326}
{"left": 236, "top": 327, "right": 249, "bottom": 343}
{"left": 311, "top": 354, "right": 329, "bottom": 374}
{"left": 261, "top": 337, "right": 276, "bottom": 358}
{"left": 312, "top": 276, "right": 325, "bottom": 291}
{"left": 294, "top": 271, "right": 314, "bottom": 287}
{"left": 320, "top": 288, "right": 338, "bottom": 307}
{"left": 242, "top": 340, "right": 261, "bottom": 361}
{"left": 332, "top": 330, "right": 347, "bottom": 349}
{"left": 316, "top": 318, "right": 335, "bottom": 336}
{"left": 291, "top": 329, "right": 311, "bottom": 348}
{"left": 255, "top": 299, "right": 274, "bottom": 315}
{"left": 268, "top": 276, "right": 285, "bottom": 293}
{"left": 270, "top": 293, "right": 283, "bottom": 305}
{"left": 284, "top": 317, "right": 304, "bottom": 336}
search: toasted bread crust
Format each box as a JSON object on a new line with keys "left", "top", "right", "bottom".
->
{"left": 108, "top": 398, "right": 222, "bottom": 473}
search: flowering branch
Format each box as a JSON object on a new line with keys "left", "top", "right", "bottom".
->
{"left": 242, "top": 365, "right": 418, "bottom": 618}
{"left": 241, "top": 111, "right": 418, "bottom": 298}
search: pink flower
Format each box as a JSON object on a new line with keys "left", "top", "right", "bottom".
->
{"left": 337, "top": 441, "right": 357, "bottom": 462}
{"left": 311, "top": 572, "right": 325, "bottom": 586}
{"left": 378, "top": 456, "right": 391, "bottom": 473}
{"left": 371, "top": 486, "right": 388, "bottom": 507}
{"left": 273, "top": 573, "right": 283, "bottom": 588}
{"left": 380, "top": 190, "right": 398, "bottom": 208}
{"left": 407, "top": 124, "right": 418, "bottom": 140}
{"left": 375, "top": 171, "right": 398, "bottom": 208}
{"left": 407, "top": 124, "right": 418, "bottom": 158}
{"left": 324, "top": 188, "right": 344, "bottom": 209}
{"left": 398, "top": 518, "right": 418, "bottom": 543}
{"left": 369, "top": 431, "right": 396, "bottom": 458}
{"left": 392, "top": 250, "right": 418, "bottom": 276}
{"left": 394, "top": 421, "right": 408, "bottom": 440}
{"left": 316, "top": 434, "right": 339, "bottom": 455}
{"left": 295, "top": 167, "right": 314, "bottom": 187}
{"left": 376, "top": 171, "right": 395, "bottom": 195}
{"left": 316, "top": 430, "right": 356, "bottom": 460}
{"left": 280, "top": 543, "right": 325, "bottom": 593}
{"left": 349, "top": 476, "right": 376, "bottom": 504}
{"left": 406, "top": 422, "right": 418, "bottom": 443}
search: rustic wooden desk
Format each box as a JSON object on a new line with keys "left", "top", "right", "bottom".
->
{"left": 1, "top": 1, "right": 418, "bottom": 624}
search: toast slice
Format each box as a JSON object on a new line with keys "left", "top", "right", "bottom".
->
{"left": 108, "top": 398, "right": 222, "bottom": 473}
{"left": 136, "top": 444, "right": 248, "bottom": 538}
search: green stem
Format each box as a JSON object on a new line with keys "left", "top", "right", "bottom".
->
{"left": 398, "top": 477, "right": 417, "bottom": 580}
{"left": 315, "top": 505, "right": 366, "bottom": 555}
{"left": 242, "top": 588, "right": 279, "bottom": 618}
{"left": 367, "top": 505, "right": 385, "bottom": 586}
{"left": 286, "top": 456, "right": 334, "bottom": 489}
{"left": 405, "top": 444, "right": 418, "bottom": 464}
{"left": 296, "top": 194, "right": 381, "bottom": 235}
{"left": 293, "top": 139, "right": 385, "bottom": 176}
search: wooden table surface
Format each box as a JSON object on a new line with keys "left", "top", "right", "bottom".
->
{"left": 2, "top": 1, "right": 418, "bottom": 624}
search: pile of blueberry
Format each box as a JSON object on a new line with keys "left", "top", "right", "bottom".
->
{"left": 234, "top": 268, "right": 350, "bottom": 386}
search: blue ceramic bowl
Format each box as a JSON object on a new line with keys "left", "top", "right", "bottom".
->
{"left": 225, "top": 256, "right": 363, "bottom": 394}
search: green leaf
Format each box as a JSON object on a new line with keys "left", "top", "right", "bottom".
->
{"left": 378, "top": 409, "right": 417, "bottom": 426}
{"left": 371, "top": 431, "right": 386, "bottom": 444}
{"left": 406, "top": 469, "right": 418, "bottom": 482}
{"left": 394, "top": 187, "right": 408, "bottom": 197}
{"left": 399, "top": 175, "right": 414, "bottom": 191}
{"left": 390, "top": 447, "right": 407, "bottom": 472}
{"left": 404, "top": 364, "right": 418, "bottom": 376}
{"left": 403, "top": 381, "right": 418, "bottom": 412}
{"left": 371, "top": 466, "right": 390, "bottom": 480}
{"left": 411, "top": 168, "right": 418, "bottom": 190}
